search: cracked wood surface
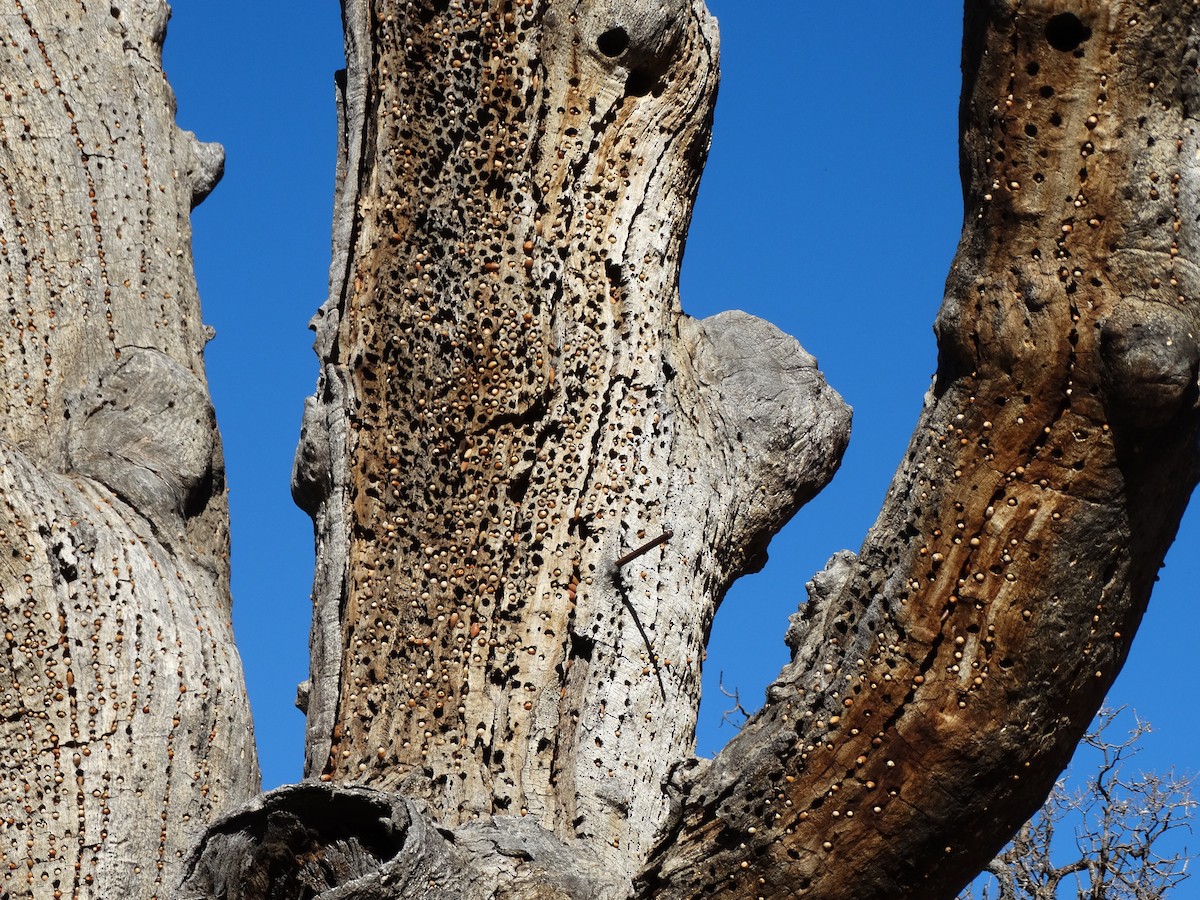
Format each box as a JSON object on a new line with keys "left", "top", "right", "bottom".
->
{"left": 0, "top": 2, "right": 259, "bottom": 897}
{"left": 0, "top": 0, "right": 1185, "bottom": 897}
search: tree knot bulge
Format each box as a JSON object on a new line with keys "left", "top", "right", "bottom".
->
{"left": 291, "top": 394, "right": 333, "bottom": 516}
{"left": 1099, "top": 300, "right": 1200, "bottom": 428}
{"left": 183, "top": 131, "right": 226, "bottom": 209}
{"left": 65, "top": 347, "right": 218, "bottom": 523}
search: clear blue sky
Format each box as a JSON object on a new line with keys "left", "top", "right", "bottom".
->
{"left": 164, "top": 0, "right": 1198, "bottom": 872}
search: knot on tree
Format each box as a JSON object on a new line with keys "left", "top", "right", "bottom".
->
{"left": 685, "top": 311, "right": 851, "bottom": 579}
{"left": 552, "top": 0, "right": 692, "bottom": 98}
{"left": 178, "top": 784, "right": 418, "bottom": 899}
{"left": 1099, "top": 300, "right": 1200, "bottom": 428}
{"left": 184, "top": 131, "right": 226, "bottom": 209}
{"left": 291, "top": 394, "right": 332, "bottom": 516}
{"left": 66, "top": 347, "right": 217, "bottom": 523}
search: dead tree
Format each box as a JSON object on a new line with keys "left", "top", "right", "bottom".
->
{"left": 2, "top": 1, "right": 1199, "bottom": 899}
{"left": 0, "top": 3, "right": 259, "bottom": 899}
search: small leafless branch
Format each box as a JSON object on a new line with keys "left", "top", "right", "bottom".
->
{"left": 717, "top": 672, "right": 751, "bottom": 729}
{"left": 959, "top": 708, "right": 1196, "bottom": 899}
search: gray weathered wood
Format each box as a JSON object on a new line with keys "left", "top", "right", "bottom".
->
{"left": 4, "top": 0, "right": 1196, "bottom": 898}
{"left": 179, "top": 782, "right": 626, "bottom": 900}
{"left": 0, "top": 2, "right": 259, "bottom": 897}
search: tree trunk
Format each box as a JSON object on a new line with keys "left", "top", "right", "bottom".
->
{"left": 643, "top": 1, "right": 1200, "bottom": 896}
{"left": 290, "top": 0, "right": 848, "bottom": 885}
{"left": 0, "top": 3, "right": 259, "bottom": 898}
{"left": 3, "top": 1, "right": 1197, "bottom": 899}
{"left": 189, "top": 0, "right": 1190, "bottom": 897}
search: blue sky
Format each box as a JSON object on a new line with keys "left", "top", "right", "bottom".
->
{"left": 164, "top": 0, "right": 1198, "bottom": 869}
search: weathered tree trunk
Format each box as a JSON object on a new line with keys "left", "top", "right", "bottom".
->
{"left": 291, "top": 0, "right": 849, "bottom": 880}
{"left": 0, "top": 3, "right": 259, "bottom": 898}
{"left": 4, "top": 0, "right": 1196, "bottom": 898}
{"left": 187, "top": 0, "right": 1200, "bottom": 897}
{"left": 642, "top": 1, "right": 1200, "bottom": 896}
{"left": 189, "top": 0, "right": 1200, "bottom": 898}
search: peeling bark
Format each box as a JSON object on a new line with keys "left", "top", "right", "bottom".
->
{"left": 0, "top": 3, "right": 259, "bottom": 898}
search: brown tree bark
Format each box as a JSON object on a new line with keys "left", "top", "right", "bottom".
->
{"left": 289, "top": 1, "right": 848, "bottom": 887}
{"left": 194, "top": 0, "right": 1200, "bottom": 898}
{"left": 643, "top": 2, "right": 1200, "bottom": 896}
{"left": 2, "top": 0, "right": 1196, "bottom": 899}
{"left": 0, "top": 3, "right": 259, "bottom": 898}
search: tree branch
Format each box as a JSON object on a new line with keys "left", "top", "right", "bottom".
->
{"left": 640, "top": 3, "right": 1200, "bottom": 896}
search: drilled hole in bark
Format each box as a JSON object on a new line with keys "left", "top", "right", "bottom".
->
{"left": 418, "top": 0, "right": 450, "bottom": 25}
{"left": 597, "top": 27, "right": 630, "bottom": 57}
{"left": 625, "top": 68, "right": 656, "bottom": 98}
{"left": 1045, "top": 13, "right": 1091, "bottom": 52}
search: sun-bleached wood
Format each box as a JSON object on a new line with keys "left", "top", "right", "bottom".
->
{"left": 0, "top": 0, "right": 1188, "bottom": 898}
{"left": 0, "top": 3, "right": 259, "bottom": 898}
{"left": 186, "top": 1, "right": 1199, "bottom": 899}
{"left": 290, "top": 0, "right": 849, "bottom": 886}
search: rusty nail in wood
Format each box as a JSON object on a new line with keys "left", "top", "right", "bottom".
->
{"left": 615, "top": 528, "right": 674, "bottom": 567}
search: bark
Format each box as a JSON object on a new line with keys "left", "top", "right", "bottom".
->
{"left": 3, "top": 0, "right": 1195, "bottom": 898}
{"left": 188, "top": 0, "right": 1200, "bottom": 898}
{"left": 289, "top": 0, "right": 848, "bottom": 890}
{"left": 179, "top": 782, "right": 627, "bottom": 900}
{"left": 0, "top": 3, "right": 259, "bottom": 898}
{"left": 642, "top": 1, "right": 1200, "bottom": 897}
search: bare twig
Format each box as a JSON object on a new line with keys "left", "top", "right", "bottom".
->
{"left": 717, "top": 673, "right": 751, "bottom": 729}
{"left": 959, "top": 708, "right": 1196, "bottom": 900}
